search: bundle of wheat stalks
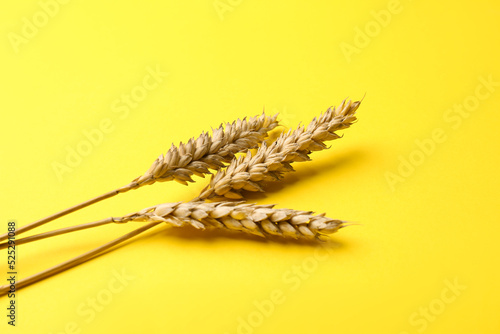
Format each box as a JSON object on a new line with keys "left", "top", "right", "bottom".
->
{"left": 0, "top": 99, "right": 361, "bottom": 295}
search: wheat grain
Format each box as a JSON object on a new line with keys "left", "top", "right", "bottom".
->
{"left": 122, "top": 112, "right": 279, "bottom": 191}
{"left": 121, "top": 201, "right": 345, "bottom": 240}
{"left": 197, "top": 99, "right": 360, "bottom": 200}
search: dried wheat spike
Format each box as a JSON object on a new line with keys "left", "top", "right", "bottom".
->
{"left": 122, "top": 201, "right": 345, "bottom": 240}
{"left": 122, "top": 113, "right": 279, "bottom": 191}
{"left": 198, "top": 99, "right": 360, "bottom": 200}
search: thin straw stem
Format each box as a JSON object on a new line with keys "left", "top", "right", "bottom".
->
{"left": 0, "top": 217, "right": 117, "bottom": 249}
{"left": 0, "top": 189, "right": 122, "bottom": 242}
{"left": 0, "top": 222, "right": 161, "bottom": 296}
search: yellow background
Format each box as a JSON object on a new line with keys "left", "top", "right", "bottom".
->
{"left": 1, "top": 1, "right": 499, "bottom": 333}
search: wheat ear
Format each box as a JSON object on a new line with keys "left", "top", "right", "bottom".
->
{"left": 4, "top": 201, "right": 346, "bottom": 248}
{"left": 197, "top": 99, "right": 360, "bottom": 201}
{"left": 133, "top": 201, "right": 345, "bottom": 239}
{"left": 0, "top": 113, "right": 278, "bottom": 242}
{"left": 0, "top": 200, "right": 345, "bottom": 294}
{"left": 128, "top": 112, "right": 278, "bottom": 188}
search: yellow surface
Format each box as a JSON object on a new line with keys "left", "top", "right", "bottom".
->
{"left": 1, "top": 1, "right": 499, "bottom": 333}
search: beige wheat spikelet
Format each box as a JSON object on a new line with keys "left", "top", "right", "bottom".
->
{"left": 198, "top": 99, "right": 360, "bottom": 200}
{"left": 120, "top": 201, "right": 345, "bottom": 240}
{"left": 125, "top": 113, "right": 279, "bottom": 190}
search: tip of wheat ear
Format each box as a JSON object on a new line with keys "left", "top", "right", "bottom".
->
{"left": 125, "top": 201, "right": 346, "bottom": 240}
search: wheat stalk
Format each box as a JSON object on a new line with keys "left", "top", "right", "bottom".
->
{"left": 0, "top": 222, "right": 161, "bottom": 296}
{"left": 197, "top": 99, "right": 360, "bottom": 200}
{"left": 4, "top": 201, "right": 346, "bottom": 248}
{"left": 0, "top": 201, "right": 345, "bottom": 294}
{"left": 0, "top": 113, "right": 278, "bottom": 242}
{"left": 0, "top": 200, "right": 346, "bottom": 294}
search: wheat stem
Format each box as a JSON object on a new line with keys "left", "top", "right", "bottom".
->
{"left": 0, "top": 222, "right": 160, "bottom": 296}
{"left": 0, "top": 197, "right": 347, "bottom": 294}
{"left": 0, "top": 198, "right": 346, "bottom": 249}
{"left": 0, "top": 218, "right": 118, "bottom": 249}
{"left": 0, "top": 190, "right": 120, "bottom": 242}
